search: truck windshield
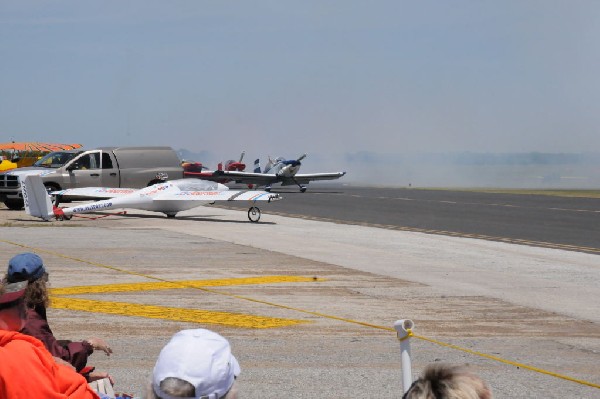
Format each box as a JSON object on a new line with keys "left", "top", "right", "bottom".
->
{"left": 33, "top": 151, "right": 83, "bottom": 168}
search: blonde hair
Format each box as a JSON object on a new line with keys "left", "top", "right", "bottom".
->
{"left": 404, "top": 364, "right": 492, "bottom": 399}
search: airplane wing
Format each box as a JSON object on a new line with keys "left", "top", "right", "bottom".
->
{"left": 206, "top": 170, "right": 278, "bottom": 185}
{"left": 154, "top": 190, "right": 281, "bottom": 202}
{"left": 182, "top": 170, "right": 219, "bottom": 179}
{"left": 51, "top": 187, "right": 138, "bottom": 199}
{"left": 283, "top": 172, "right": 346, "bottom": 185}
{"left": 205, "top": 170, "right": 346, "bottom": 186}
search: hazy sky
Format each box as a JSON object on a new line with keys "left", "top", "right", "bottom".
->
{"left": 1, "top": 1, "right": 599, "bottom": 159}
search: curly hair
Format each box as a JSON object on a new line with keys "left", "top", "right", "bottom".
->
{"left": 24, "top": 277, "right": 50, "bottom": 308}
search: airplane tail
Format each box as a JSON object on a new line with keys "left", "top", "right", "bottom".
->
{"left": 21, "top": 175, "right": 54, "bottom": 221}
{"left": 253, "top": 159, "right": 261, "bottom": 173}
{"left": 264, "top": 156, "right": 276, "bottom": 173}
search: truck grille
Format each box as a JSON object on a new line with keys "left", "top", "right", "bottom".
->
{"left": 0, "top": 174, "right": 20, "bottom": 189}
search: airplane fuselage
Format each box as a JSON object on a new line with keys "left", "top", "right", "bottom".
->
{"left": 62, "top": 179, "right": 230, "bottom": 216}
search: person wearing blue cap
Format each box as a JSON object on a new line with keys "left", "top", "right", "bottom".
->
{"left": 5, "top": 253, "right": 114, "bottom": 382}
{"left": 7, "top": 252, "right": 46, "bottom": 282}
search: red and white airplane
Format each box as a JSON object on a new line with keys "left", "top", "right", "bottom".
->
{"left": 22, "top": 174, "right": 281, "bottom": 222}
{"left": 182, "top": 151, "right": 247, "bottom": 184}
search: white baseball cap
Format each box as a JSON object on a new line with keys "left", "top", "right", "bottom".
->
{"left": 152, "top": 329, "right": 241, "bottom": 399}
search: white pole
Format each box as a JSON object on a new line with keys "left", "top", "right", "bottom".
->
{"left": 394, "top": 319, "right": 414, "bottom": 394}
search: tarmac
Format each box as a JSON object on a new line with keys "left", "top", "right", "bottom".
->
{"left": 1, "top": 203, "right": 599, "bottom": 398}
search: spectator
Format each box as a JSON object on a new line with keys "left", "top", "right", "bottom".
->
{"left": 403, "top": 363, "right": 493, "bottom": 399}
{"left": 5, "top": 252, "right": 113, "bottom": 379}
{"left": 146, "top": 328, "right": 240, "bottom": 399}
{"left": 0, "top": 279, "right": 101, "bottom": 398}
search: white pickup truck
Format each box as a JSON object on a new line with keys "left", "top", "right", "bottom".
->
{"left": 0, "top": 146, "right": 184, "bottom": 209}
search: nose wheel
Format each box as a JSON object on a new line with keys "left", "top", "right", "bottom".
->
{"left": 248, "top": 206, "right": 261, "bottom": 222}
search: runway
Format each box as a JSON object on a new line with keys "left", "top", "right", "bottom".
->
{"left": 220, "top": 183, "right": 600, "bottom": 253}
{"left": 1, "top": 188, "right": 599, "bottom": 398}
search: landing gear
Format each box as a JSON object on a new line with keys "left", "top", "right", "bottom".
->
{"left": 165, "top": 212, "right": 177, "bottom": 218}
{"left": 53, "top": 208, "right": 72, "bottom": 221}
{"left": 291, "top": 178, "right": 306, "bottom": 192}
{"left": 248, "top": 206, "right": 261, "bottom": 223}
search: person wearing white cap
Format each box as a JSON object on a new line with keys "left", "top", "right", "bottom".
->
{"left": 147, "top": 328, "right": 240, "bottom": 399}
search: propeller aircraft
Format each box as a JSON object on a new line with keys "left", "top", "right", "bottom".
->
{"left": 203, "top": 153, "right": 346, "bottom": 192}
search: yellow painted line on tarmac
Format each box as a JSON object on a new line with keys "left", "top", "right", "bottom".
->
{"left": 48, "top": 276, "right": 320, "bottom": 328}
{"left": 2, "top": 239, "right": 599, "bottom": 388}
{"left": 50, "top": 297, "right": 304, "bottom": 329}
{"left": 412, "top": 333, "right": 600, "bottom": 390}
{"left": 50, "top": 276, "right": 322, "bottom": 296}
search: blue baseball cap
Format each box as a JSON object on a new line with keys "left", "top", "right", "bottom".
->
{"left": 7, "top": 253, "right": 46, "bottom": 283}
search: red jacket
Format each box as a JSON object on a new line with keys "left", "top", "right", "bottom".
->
{"left": 21, "top": 305, "right": 93, "bottom": 371}
{"left": 0, "top": 330, "right": 100, "bottom": 398}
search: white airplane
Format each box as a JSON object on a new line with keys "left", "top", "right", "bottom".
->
{"left": 21, "top": 175, "right": 281, "bottom": 222}
{"left": 206, "top": 154, "right": 346, "bottom": 192}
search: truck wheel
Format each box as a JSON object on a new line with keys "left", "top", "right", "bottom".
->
{"left": 4, "top": 199, "right": 24, "bottom": 210}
